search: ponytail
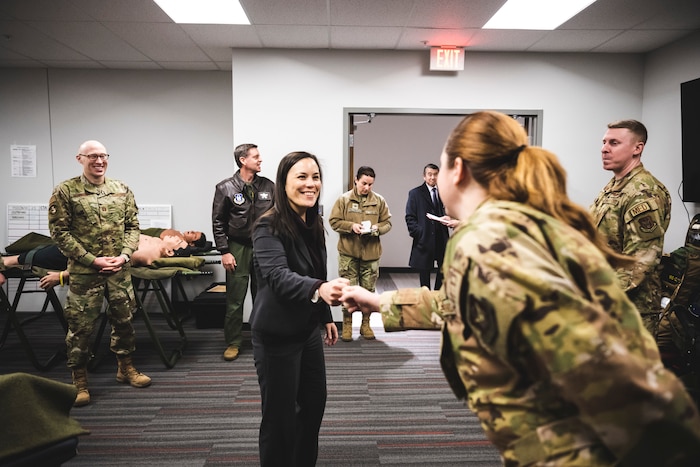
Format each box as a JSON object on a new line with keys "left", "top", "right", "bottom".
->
{"left": 445, "top": 111, "right": 633, "bottom": 269}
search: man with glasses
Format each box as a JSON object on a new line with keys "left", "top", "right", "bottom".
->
{"left": 48, "top": 140, "right": 151, "bottom": 407}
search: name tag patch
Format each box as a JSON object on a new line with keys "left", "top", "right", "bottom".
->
{"left": 629, "top": 202, "right": 651, "bottom": 218}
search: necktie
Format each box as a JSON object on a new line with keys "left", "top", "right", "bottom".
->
{"left": 431, "top": 187, "right": 438, "bottom": 210}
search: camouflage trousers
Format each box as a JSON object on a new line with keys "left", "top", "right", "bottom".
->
{"left": 338, "top": 254, "right": 379, "bottom": 315}
{"left": 63, "top": 270, "right": 137, "bottom": 368}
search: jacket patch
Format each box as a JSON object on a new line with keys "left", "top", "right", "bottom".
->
{"left": 258, "top": 191, "right": 271, "bottom": 200}
{"left": 637, "top": 215, "right": 658, "bottom": 233}
{"left": 233, "top": 193, "right": 245, "bottom": 205}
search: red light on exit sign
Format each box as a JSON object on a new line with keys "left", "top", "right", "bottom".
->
{"left": 430, "top": 47, "right": 465, "bottom": 71}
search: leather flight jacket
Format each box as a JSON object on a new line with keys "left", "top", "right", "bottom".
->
{"left": 212, "top": 171, "right": 274, "bottom": 251}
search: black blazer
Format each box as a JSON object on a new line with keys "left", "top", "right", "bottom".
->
{"left": 405, "top": 184, "right": 448, "bottom": 269}
{"left": 250, "top": 215, "right": 332, "bottom": 338}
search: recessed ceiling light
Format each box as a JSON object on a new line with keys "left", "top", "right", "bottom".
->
{"left": 483, "top": 0, "right": 597, "bottom": 30}
{"left": 154, "top": 0, "right": 250, "bottom": 25}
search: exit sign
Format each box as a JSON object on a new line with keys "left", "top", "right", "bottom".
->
{"left": 430, "top": 47, "right": 465, "bottom": 71}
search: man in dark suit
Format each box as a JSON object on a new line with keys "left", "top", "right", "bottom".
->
{"left": 405, "top": 163, "right": 453, "bottom": 289}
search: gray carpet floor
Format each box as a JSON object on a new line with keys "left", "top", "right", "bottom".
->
{"left": 1, "top": 272, "right": 502, "bottom": 466}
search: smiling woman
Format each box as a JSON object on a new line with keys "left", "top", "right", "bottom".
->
{"left": 285, "top": 156, "right": 321, "bottom": 217}
{"left": 249, "top": 151, "right": 348, "bottom": 467}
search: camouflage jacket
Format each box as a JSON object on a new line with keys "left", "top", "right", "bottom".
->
{"left": 48, "top": 175, "right": 140, "bottom": 275}
{"left": 590, "top": 164, "right": 671, "bottom": 314}
{"left": 329, "top": 187, "right": 392, "bottom": 261}
{"left": 379, "top": 199, "right": 699, "bottom": 466}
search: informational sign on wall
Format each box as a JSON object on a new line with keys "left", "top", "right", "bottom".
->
{"left": 10, "top": 144, "right": 37, "bottom": 178}
{"left": 6, "top": 203, "right": 172, "bottom": 245}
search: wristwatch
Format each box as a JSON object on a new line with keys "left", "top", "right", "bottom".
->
{"left": 121, "top": 254, "right": 130, "bottom": 264}
{"left": 311, "top": 288, "right": 320, "bottom": 303}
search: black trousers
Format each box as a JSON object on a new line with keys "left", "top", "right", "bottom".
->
{"left": 18, "top": 244, "right": 67, "bottom": 271}
{"left": 418, "top": 267, "right": 443, "bottom": 290}
{"left": 252, "top": 327, "right": 327, "bottom": 467}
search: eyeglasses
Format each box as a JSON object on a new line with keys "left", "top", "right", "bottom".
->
{"left": 79, "top": 153, "right": 110, "bottom": 161}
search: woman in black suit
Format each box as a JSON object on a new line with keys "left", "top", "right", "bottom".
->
{"left": 251, "top": 151, "right": 349, "bottom": 466}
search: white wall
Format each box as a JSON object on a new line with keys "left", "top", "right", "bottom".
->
{"left": 231, "top": 49, "right": 646, "bottom": 279}
{"left": 642, "top": 30, "right": 700, "bottom": 251}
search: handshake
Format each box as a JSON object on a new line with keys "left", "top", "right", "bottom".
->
{"left": 317, "top": 278, "right": 380, "bottom": 313}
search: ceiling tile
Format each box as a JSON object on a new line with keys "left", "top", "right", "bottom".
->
{"left": 528, "top": 29, "right": 623, "bottom": 52}
{"left": 256, "top": 25, "right": 329, "bottom": 48}
{"left": 408, "top": 0, "right": 505, "bottom": 29}
{"left": 467, "top": 29, "right": 548, "bottom": 51}
{"left": 0, "top": 20, "right": 88, "bottom": 60}
{"left": 633, "top": 1, "right": 700, "bottom": 30}
{"left": 330, "top": 0, "right": 412, "bottom": 27}
{"left": 331, "top": 26, "right": 403, "bottom": 49}
{"left": 0, "top": 0, "right": 91, "bottom": 21}
{"left": 180, "top": 24, "right": 262, "bottom": 48}
{"left": 592, "top": 29, "right": 695, "bottom": 52}
{"left": 105, "top": 22, "right": 211, "bottom": 61}
{"left": 27, "top": 21, "right": 149, "bottom": 61}
{"left": 241, "top": 0, "right": 328, "bottom": 25}
{"left": 67, "top": 0, "right": 171, "bottom": 22}
{"left": 562, "top": 0, "right": 667, "bottom": 30}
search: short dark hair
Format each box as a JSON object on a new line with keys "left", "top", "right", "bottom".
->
{"left": 608, "top": 120, "right": 648, "bottom": 144}
{"left": 192, "top": 232, "right": 207, "bottom": 248}
{"left": 355, "top": 166, "right": 375, "bottom": 179}
{"left": 423, "top": 163, "right": 439, "bottom": 174}
{"left": 234, "top": 143, "right": 258, "bottom": 168}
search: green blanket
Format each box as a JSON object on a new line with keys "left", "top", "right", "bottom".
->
{"left": 4, "top": 232, "right": 55, "bottom": 254}
{"left": 0, "top": 373, "right": 89, "bottom": 459}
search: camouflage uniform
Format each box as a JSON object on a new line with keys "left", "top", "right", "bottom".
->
{"left": 48, "top": 175, "right": 140, "bottom": 368}
{"left": 590, "top": 164, "right": 671, "bottom": 337}
{"left": 329, "top": 186, "right": 391, "bottom": 294}
{"left": 378, "top": 199, "right": 700, "bottom": 466}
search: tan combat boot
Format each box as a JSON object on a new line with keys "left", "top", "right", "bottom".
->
{"left": 341, "top": 312, "right": 353, "bottom": 342}
{"left": 116, "top": 355, "right": 152, "bottom": 388}
{"left": 360, "top": 314, "right": 375, "bottom": 340}
{"left": 72, "top": 367, "right": 90, "bottom": 407}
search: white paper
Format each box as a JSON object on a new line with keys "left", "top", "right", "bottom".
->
{"left": 10, "top": 144, "right": 37, "bottom": 177}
